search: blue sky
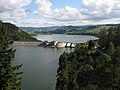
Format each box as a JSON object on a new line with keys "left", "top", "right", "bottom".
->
{"left": 49, "top": 0, "right": 82, "bottom": 9}
{"left": 27, "top": 0, "right": 82, "bottom": 10}
{"left": 0, "top": 0, "right": 120, "bottom": 27}
{"left": 25, "top": 0, "right": 82, "bottom": 20}
{"left": 26, "top": 0, "right": 37, "bottom": 12}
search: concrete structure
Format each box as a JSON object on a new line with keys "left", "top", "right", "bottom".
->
{"left": 13, "top": 41, "right": 77, "bottom": 48}
{"left": 13, "top": 41, "right": 42, "bottom": 46}
{"left": 54, "top": 41, "right": 58, "bottom": 46}
{"left": 56, "top": 42, "right": 66, "bottom": 48}
{"left": 71, "top": 43, "right": 76, "bottom": 48}
{"left": 66, "top": 43, "right": 71, "bottom": 47}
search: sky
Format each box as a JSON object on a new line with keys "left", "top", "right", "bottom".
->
{"left": 0, "top": 0, "right": 120, "bottom": 27}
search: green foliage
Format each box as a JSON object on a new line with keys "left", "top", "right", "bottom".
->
{"left": 0, "top": 26, "right": 23, "bottom": 90}
{"left": 99, "top": 26, "right": 120, "bottom": 51}
{"left": 0, "top": 22, "right": 38, "bottom": 41}
{"left": 56, "top": 26, "right": 120, "bottom": 90}
{"left": 111, "top": 46, "right": 120, "bottom": 90}
{"left": 56, "top": 52, "right": 69, "bottom": 90}
{"left": 88, "top": 40, "right": 96, "bottom": 50}
{"left": 27, "top": 25, "right": 119, "bottom": 36}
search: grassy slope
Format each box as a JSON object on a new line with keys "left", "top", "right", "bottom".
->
{"left": 21, "top": 24, "right": 120, "bottom": 36}
{"left": 64, "top": 26, "right": 111, "bottom": 36}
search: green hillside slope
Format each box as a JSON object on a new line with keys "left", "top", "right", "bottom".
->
{"left": 31, "top": 25, "right": 120, "bottom": 36}
{"left": 21, "top": 24, "right": 120, "bottom": 36}
{"left": 0, "top": 21, "right": 38, "bottom": 41}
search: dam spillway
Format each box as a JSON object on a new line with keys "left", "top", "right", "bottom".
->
{"left": 13, "top": 41, "right": 76, "bottom": 48}
{"left": 39, "top": 41, "right": 76, "bottom": 48}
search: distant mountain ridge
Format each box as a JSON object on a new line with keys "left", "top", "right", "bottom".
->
{"left": 20, "top": 26, "right": 64, "bottom": 33}
{"left": 0, "top": 21, "right": 38, "bottom": 41}
{"left": 21, "top": 24, "right": 120, "bottom": 36}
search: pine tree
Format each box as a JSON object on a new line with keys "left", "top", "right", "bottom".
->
{"left": 0, "top": 26, "right": 23, "bottom": 90}
{"left": 112, "top": 46, "right": 120, "bottom": 90}
{"left": 56, "top": 52, "right": 69, "bottom": 90}
{"left": 107, "top": 42, "right": 115, "bottom": 55}
{"left": 88, "top": 40, "right": 95, "bottom": 50}
{"left": 99, "top": 29, "right": 108, "bottom": 50}
{"left": 56, "top": 26, "right": 120, "bottom": 90}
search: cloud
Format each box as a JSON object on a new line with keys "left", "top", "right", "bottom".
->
{"left": 35, "top": 0, "right": 120, "bottom": 26}
{"left": 51, "top": 6, "right": 84, "bottom": 21}
{"left": 0, "top": 0, "right": 32, "bottom": 21}
{"left": 0, "top": 0, "right": 120, "bottom": 27}
{"left": 0, "top": 0, "right": 31, "bottom": 10}
{"left": 35, "top": 0, "right": 52, "bottom": 15}
{"left": 35, "top": 0, "right": 85, "bottom": 22}
{"left": 16, "top": 18, "right": 92, "bottom": 27}
{"left": 82, "top": 0, "right": 120, "bottom": 20}
{"left": 16, "top": 18, "right": 56, "bottom": 27}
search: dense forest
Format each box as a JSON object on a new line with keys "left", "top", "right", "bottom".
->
{"left": 0, "top": 21, "right": 38, "bottom": 41}
{"left": 56, "top": 26, "right": 120, "bottom": 90}
{"left": 0, "top": 23, "right": 23, "bottom": 89}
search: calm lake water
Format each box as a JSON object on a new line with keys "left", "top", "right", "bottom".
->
{"left": 35, "top": 34, "right": 97, "bottom": 43}
{"left": 14, "top": 34, "right": 97, "bottom": 90}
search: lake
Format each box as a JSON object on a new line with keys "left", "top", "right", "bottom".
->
{"left": 14, "top": 34, "right": 97, "bottom": 90}
{"left": 35, "top": 34, "right": 97, "bottom": 43}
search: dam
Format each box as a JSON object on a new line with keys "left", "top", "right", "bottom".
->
{"left": 39, "top": 41, "right": 76, "bottom": 48}
{"left": 13, "top": 41, "right": 76, "bottom": 48}
{"left": 13, "top": 41, "right": 42, "bottom": 46}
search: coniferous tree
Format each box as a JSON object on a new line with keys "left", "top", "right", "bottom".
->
{"left": 99, "top": 29, "right": 108, "bottom": 50}
{"left": 0, "top": 26, "right": 23, "bottom": 90}
{"left": 56, "top": 26, "right": 120, "bottom": 90}
{"left": 111, "top": 46, "right": 120, "bottom": 90}
{"left": 56, "top": 52, "right": 69, "bottom": 90}
{"left": 107, "top": 42, "right": 115, "bottom": 55}
{"left": 88, "top": 40, "right": 95, "bottom": 50}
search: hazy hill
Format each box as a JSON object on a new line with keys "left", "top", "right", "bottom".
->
{"left": 21, "top": 24, "right": 120, "bottom": 36}
{"left": 20, "top": 26, "right": 63, "bottom": 33}
{"left": 0, "top": 21, "right": 38, "bottom": 41}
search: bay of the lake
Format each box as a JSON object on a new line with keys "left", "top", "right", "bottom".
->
{"left": 14, "top": 34, "right": 97, "bottom": 90}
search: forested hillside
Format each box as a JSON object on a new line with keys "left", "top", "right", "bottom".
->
{"left": 56, "top": 26, "right": 120, "bottom": 90}
{"left": 22, "top": 24, "right": 120, "bottom": 36}
{"left": 0, "top": 21, "right": 38, "bottom": 41}
{"left": 0, "top": 21, "right": 23, "bottom": 89}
